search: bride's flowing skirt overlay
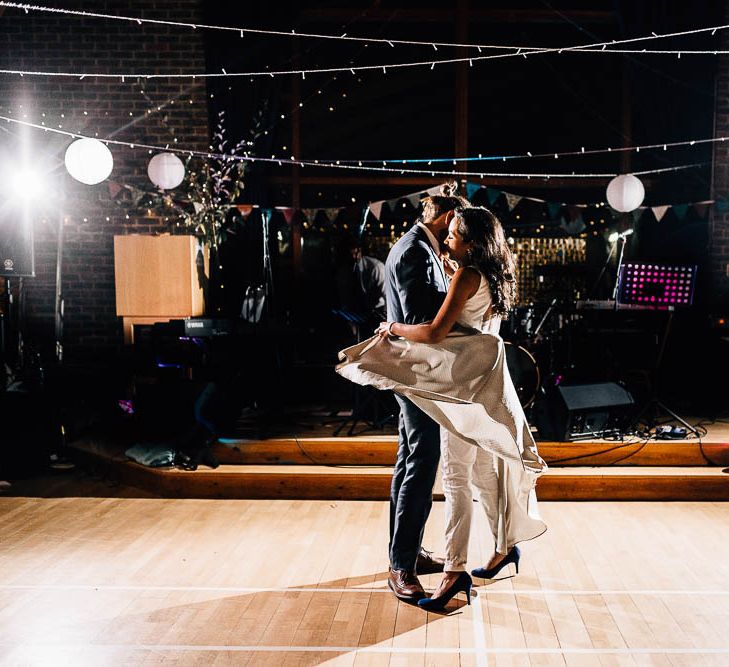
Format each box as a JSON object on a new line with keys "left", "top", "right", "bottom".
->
{"left": 336, "top": 331, "right": 547, "bottom": 552}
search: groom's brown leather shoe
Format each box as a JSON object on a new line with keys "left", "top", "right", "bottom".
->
{"left": 388, "top": 569, "right": 425, "bottom": 601}
{"left": 416, "top": 548, "right": 445, "bottom": 575}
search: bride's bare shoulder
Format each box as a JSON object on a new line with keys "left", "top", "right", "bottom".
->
{"left": 450, "top": 266, "right": 481, "bottom": 297}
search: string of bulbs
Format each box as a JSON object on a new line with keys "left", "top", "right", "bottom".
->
{"left": 3, "top": 1, "right": 727, "bottom": 53}
{"left": 0, "top": 2, "right": 727, "bottom": 80}
{"left": 0, "top": 113, "right": 710, "bottom": 180}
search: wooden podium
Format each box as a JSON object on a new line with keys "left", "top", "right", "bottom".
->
{"left": 114, "top": 235, "right": 207, "bottom": 343}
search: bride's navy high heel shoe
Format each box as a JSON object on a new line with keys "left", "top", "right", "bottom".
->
{"left": 471, "top": 546, "right": 521, "bottom": 579}
{"left": 417, "top": 572, "right": 472, "bottom": 611}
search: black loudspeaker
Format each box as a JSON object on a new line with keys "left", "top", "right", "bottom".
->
{"left": 0, "top": 211, "right": 35, "bottom": 277}
{"left": 534, "top": 382, "right": 635, "bottom": 441}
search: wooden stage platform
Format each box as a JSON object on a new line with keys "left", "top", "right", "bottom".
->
{"left": 2, "top": 486, "right": 729, "bottom": 665}
{"left": 66, "top": 417, "right": 729, "bottom": 502}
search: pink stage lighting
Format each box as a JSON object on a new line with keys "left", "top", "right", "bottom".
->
{"left": 618, "top": 262, "right": 697, "bottom": 307}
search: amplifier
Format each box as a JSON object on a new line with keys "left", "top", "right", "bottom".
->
{"left": 183, "top": 318, "right": 235, "bottom": 337}
{"left": 534, "top": 382, "right": 635, "bottom": 441}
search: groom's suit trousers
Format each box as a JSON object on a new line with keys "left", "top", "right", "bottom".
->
{"left": 389, "top": 394, "right": 441, "bottom": 572}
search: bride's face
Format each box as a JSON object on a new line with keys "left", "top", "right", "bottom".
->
{"left": 444, "top": 219, "right": 472, "bottom": 265}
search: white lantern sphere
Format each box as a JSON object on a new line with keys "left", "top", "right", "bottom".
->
{"left": 64, "top": 138, "right": 114, "bottom": 185}
{"left": 606, "top": 174, "right": 645, "bottom": 213}
{"left": 147, "top": 152, "right": 186, "bottom": 190}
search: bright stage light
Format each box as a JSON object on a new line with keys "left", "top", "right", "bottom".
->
{"left": 8, "top": 169, "right": 45, "bottom": 201}
{"left": 64, "top": 138, "right": 113, "bottom": 185}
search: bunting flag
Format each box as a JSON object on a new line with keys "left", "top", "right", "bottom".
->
{"left": 278, "top": 207, "right": 296, "bottom": 224}
{"left": 369, "top": 201, "right": 384, "bottom": 220}
{"left": 236, "top": 204, "right": 254, "bottom": 219}
{"left": 547, "top": 202, "right": 563, "bottom": 220}
{"left": 651, "top": 205, "right": 670, "bottom": 222}
{"left": 567, "top": 206, "right": 583, "bottom": 223}
{"left": 324, "top": 208, "right": 341, "bottom": 223}
{"left": 107, "top": 181, "right": 123, "bottom": 199}
{"left": 672, "top": 204, "right": 689, "bottom": 220}
{"left": 560, "top": 218, "right": 586, "bottom": 235}
{"left": 302, "top": 208, "right": 319, "bottom": 222}
{"left": 504, "top": 193, "right": 522, "bottom": 211}
{"left": 692, "top": 201, "right": 711, "bottom": 219}
{"left": 406, "top": 193, "right": 421, "bottom": 209}
{"left": 485, "top": 187, "right": 502, "bottom": 206}
{"left": 465, "top": 182, "right": 481, "bottom": 200}
{"left": 193, "top": 202, "right": 205, "bottom": 214}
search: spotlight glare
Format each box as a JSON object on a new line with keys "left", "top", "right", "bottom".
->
{"left": 9, "top": 168, "right": 45, "bottom": 201}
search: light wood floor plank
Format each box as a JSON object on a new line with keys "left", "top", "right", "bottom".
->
{"left": 2, "top": 497, "right": 729, "bottom": 665}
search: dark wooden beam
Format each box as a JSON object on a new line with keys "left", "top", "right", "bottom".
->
{"left": 297, "top": 8, "right": 616, "bottom": 24}
{"left": 291, "top": 40, "right": 303, "bottom": 277}
{"left": 454, "top": 0, "right": 468, "bottom": 174}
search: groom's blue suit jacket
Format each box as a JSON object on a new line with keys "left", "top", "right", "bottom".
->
{"left": 385, "top": 224, "right": 448, "bottom": 325}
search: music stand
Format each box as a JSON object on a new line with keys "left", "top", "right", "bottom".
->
{"left": 618, "top": 262, "right": 700, "bottom": 436}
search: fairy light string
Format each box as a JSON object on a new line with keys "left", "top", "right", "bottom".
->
{"left": 0, "top": 113, "right": 710, "bottom": 181}
{"left": 0, "top": 4, "right": 728, "bottom": 80}
{"left": 1, "top": 1, "right": 727, "bottom": 57}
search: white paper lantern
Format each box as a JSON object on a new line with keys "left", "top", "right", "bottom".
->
{"left": 64, "top": 138, "right": 114, "bottom": 185}
{"left": 606, "top": 174, "right": 645, "bottom": 213}
{"left": 147, "top": 152, "right": 186, "bottom": 190}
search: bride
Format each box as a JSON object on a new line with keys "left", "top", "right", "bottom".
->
{"left": 337, "top": 206, "right": 547, "bottom": 611}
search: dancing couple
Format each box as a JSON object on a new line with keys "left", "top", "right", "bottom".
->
{"left": 337, "top": 184, "right": 547, "bottom": 611}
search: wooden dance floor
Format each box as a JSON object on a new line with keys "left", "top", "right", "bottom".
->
{"left": 1, "top": 489, "right": 729, "bottom": 665}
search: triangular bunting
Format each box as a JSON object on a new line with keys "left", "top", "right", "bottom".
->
{"left": 692, "top": 202, "right": 710, "bottom": 219}
{"left": 651, "top": 205, "right": 669, "bottom": 222}
{"left": 324, "top": 208, "right": 340, "bottom": 223}
{"left": 236, "top": 204, "right": 254, "bottom": 219}
{"left": 546, "top": 202, "right": 563, "bottom": 220}
{"left": 560, "top": 218, "right": 585, "bottom": 235}
{"left": 302, "top": 208, "right": 319, "bottom": 222}
{"left": 465, "top": 183, "right": 481, "bottom": 200}
{"left": 107, "top": 181, "right": 123, "bottom": 199}
{"left": 406, "top": 193, "right": 421, "bottom": 209}
{"left": 193, "top": 202, "right": 205, "bottom": 214}
{"left": 369, "top": 201, "right": 384, "bottom": 220}
{"left": 485, "top": 187, "right": 502, "bottom": 206}
{"left": 672, "top": 204, "right": 689, "bottom": 220}
{"left": 278, "top": 207, "right": 296, "bottom": 224}
{"left": 567, "top": 206, "right": 583, "bottom": 224}
{"left": 504, "top": 193, "right": 522, "bottom": 211}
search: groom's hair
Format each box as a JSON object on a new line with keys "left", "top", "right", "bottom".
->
{"left": 420, "top": 181, "right": 470, "bottom": 224}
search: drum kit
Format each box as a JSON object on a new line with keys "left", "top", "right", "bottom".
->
{"left": 502, "top": 299, "right": 576, "bottom": 410}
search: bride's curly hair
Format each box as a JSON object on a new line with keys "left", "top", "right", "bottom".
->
{"left": 454, "top": 206, "right": 517, "bottom": 318}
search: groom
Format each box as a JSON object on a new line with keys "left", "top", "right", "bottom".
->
{"left": 384, "top": 186, "right": 467, "bottom": 601}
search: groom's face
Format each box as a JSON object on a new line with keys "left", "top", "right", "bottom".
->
{"left": 431, "top": 210, "right": 455, "bottom": 244}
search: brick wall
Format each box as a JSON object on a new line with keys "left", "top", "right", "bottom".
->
{"left": 0, "top": 1, "right": 209, "bottom": 364}
{"left": 712, "top": 2, "right": 729, "bottom": 298}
